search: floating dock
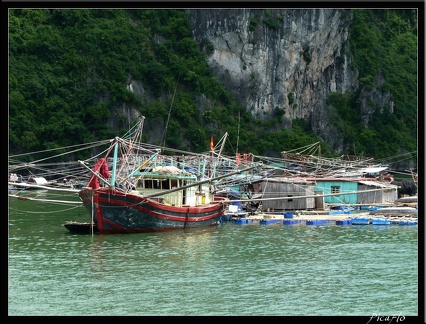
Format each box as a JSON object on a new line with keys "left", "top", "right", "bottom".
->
{"left": 222, "top": 211, "right": 417, "bottom": 226}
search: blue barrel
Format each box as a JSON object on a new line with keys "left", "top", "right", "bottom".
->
{"left": 284, "top": 212, "right": 294, "bottom": 219}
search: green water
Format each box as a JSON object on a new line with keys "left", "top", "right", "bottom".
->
{"left": 8, "top": 191, "right": 419, "bottom": 316}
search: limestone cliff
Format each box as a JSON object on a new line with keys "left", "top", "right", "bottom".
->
{"left": 186, "top": 9, "right": 365, "bottom": 150}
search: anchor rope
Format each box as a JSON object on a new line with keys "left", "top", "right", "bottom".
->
{"left": 9, "top": 205, "right": 82, "bottom": 214}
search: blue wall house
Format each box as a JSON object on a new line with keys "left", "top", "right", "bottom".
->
{"left": 312, "top": 178, "right": 398, "bottom": 205}
{"left": 313, "top": 179, "right": 358, "bottom": 204}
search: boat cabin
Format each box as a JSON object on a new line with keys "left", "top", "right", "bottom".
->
{"left": 132, "top": 166, "right": 214, "bottom": 207}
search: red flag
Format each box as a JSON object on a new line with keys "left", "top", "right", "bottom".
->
{"left": 236, "top": 153, "right": 241, "bottom": 165}
{"left": 210, "top": 135, "right": 214, "bottom": 151}
{"left": 88, "top": 158, "right": 110, "bottom": 189}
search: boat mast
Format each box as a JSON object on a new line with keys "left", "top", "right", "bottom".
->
{"left": 236, "top": 111, "right": 240, "bottom": 154}
{"left": 218, "top": 132, "right": 228, "bottom": 158}
{"left": 110, "top": 137, "right": 119, "bottom": 186}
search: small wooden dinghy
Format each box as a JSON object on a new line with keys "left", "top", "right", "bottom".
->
{"left": 63, "top": 221, "right": 98, "bottom": 233}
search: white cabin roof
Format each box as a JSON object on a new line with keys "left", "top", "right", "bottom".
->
{"left": 28, "top": 177, "right": 49, "bottom": 185}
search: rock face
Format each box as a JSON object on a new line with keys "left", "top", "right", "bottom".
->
{"left": 186, "top": 9, "right": 361, "bottom": 149}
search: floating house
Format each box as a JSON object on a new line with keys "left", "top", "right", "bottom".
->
{"left": 247, "top": 178, "right": 318, "bottom": 212}
{"left": 307, "top": 178, "right": 398, "bottom": 205}
{"left": 245, "top": 176, "right": 397, "bottom": 212}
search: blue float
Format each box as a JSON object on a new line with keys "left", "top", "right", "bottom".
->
{"left": 306, "top": 219, "right": 334, "bottom": 226}
{"left": 398, "top": 220, "right": 417, "bottom": 226}
{"left": 351, "top": 217, "right": 370, "bottom": 225}
{"left": 371, "top": 218, "right": 390, "bottom": 225}
{"left": 283, "top": 219, "right": 305, "bottom": 225}
{"left": 260, "top": 219, "right": 283, "bottom": 225}
{"left": 336, "top": 219, "right": 352, "bottom": 226}
{"left": 234, "top": 219, "right": 254, "bottom": 225}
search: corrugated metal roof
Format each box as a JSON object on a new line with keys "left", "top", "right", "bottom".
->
{"left": 357, "top": 180, "right": 398, "bottom": 189}
{"left": 254, "top": 177, "right": 316, "bottom": 184}
{"left": 359, "top": 166, "right": 388, "bottom": 173}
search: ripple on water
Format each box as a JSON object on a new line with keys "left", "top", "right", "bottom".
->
{"left": 8, "top": 201, "right": 418, "bottom": 316}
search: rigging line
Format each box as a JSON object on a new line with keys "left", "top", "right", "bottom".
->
{"left": 81, "top": 143, "right": 117, "bottom": 165}
{"left": 162, "top": 74, "right": 180, "bottom": 146}
{"left": 8, "top": 195, "right": 82, "bottom": 205}
{"left": 283, "top": 142, "right": 320, "bottom": 154}
{"left": 376, "top": 150, "right": 417, "bottom": 160}
{"left": 8, "top": 139, "right": 111, "bottom": 159}
{"left": 9, "top": 205, "right": 82, "bottom": 214}
{"left": 121, "top": 116, "right": 145, "bottom": 140}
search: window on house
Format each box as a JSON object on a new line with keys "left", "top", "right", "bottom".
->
{"left": 145, "top": 180, "right": 153, "bottom": 189}
{"left": 331, "top": 186, "right": 340, "bottom": 194}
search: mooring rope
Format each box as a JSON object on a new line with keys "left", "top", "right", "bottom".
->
{"left": 9, "top": 204, "right": 82, "bottom": 214}
{"left": 91, "top": 191, "right": 95, "bottom": 236}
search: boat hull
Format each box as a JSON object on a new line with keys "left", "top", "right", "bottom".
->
{"left": 369, "top": 206, "right": 418, "bottom": 217}
{"left": 79, "top": 188, "right": 225, "bottom": 234}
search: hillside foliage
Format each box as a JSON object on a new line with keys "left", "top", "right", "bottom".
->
{"left": 9, "top": 9, "right": 417, "bottom": 166}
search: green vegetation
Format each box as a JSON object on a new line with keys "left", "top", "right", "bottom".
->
{"left": 9, "top": 9, "right": 417, "bottom": 167}
{"left": 345, "top": 9, "right": 417, "bottom": 159}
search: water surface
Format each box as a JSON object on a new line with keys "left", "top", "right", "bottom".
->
{"left": 8, "top": 192, "right": 419, "bottom": 316}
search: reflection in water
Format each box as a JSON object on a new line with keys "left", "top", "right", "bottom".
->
{"left": 85, "top": 225, "right": 222, "bottom": 274}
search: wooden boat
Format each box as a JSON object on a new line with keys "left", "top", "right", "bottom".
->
{"left": 74, "top": 117, "right": 256, "bottom": 234}
{"left": 8, "top": 174, "right": 52, "bottom": 191}
{"left": 393, "top": 195, "right": 417, "bottom": 206}
{"left": 63, "top": 221, "right": 98, "bottom": 234}
{"left": 369, "top": 206, "right": 418, "bottom": 217}
{"left": 79, "top": 187, "right": 225, "bottom": 234}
